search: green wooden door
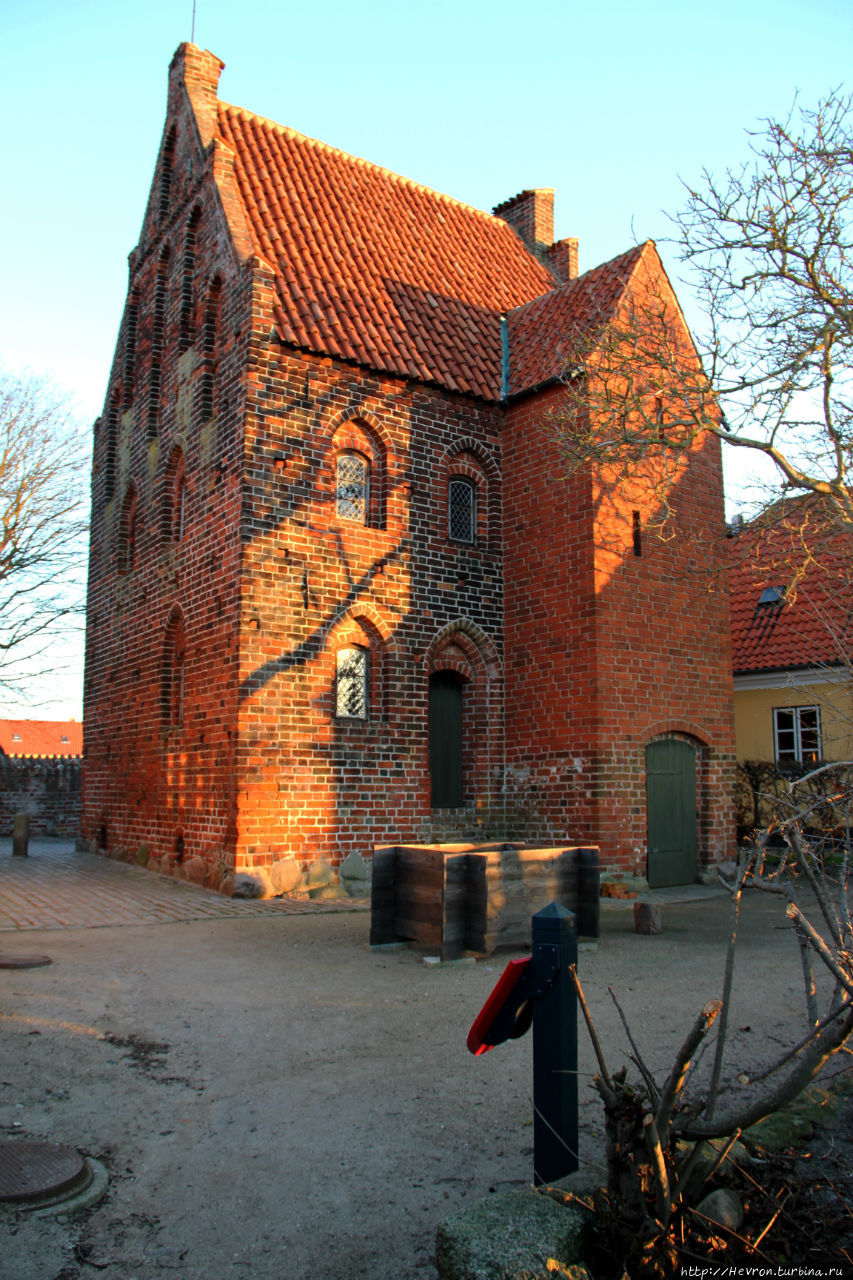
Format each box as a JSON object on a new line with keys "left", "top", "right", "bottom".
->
{"left": 429, "top": 672, "right": 463, "bottom": 808}
{"left": 646, "top": 739, "right": 697, "bottom": 888}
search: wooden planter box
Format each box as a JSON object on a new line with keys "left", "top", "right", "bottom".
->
{"left": 370, "top": 842, "right": 600, "bottom": 960}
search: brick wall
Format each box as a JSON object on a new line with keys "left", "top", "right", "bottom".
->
{"left": 1, "top": 758, "right": 82, "bottom": 838}
{"left": 233, "top": 322, "right": 507, "bottom": 870}
{"left": 82, "top": 64, "right": 251, "bottom": 885}
{"left": 502, "top": 382, "right": 736, "bottom": 873}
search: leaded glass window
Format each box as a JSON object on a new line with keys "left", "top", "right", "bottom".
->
{"left": 336, "top": 452, "right": 369, "bottom": 523}
{"left": 336, "top": 647, "right": 368, "bottom": 719}
{"left": 448, "top": 478, "right": 475, "bottom": 543}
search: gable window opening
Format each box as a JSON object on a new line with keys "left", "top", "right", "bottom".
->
{"left": 148, "top": 246, "right": 170, "bottom": 440}
{"left": 774, "top": 705, "right": 821, "bottom": 765}
{"left": 171, "top": 647, "right": 185, "bottom": 728}
{"left": 654, "top": 396, "right": 665, "bottom": 440}
{"left": 336, "top": 452, "right": 369, "bottom": 524}
{"left": 336, "top": 647, "right": 368, "bottom": 719}
{"left": 163, "top": 611, "right": 186, "bottom": 730}
{"left": 448, "top": 478, "right": 476, "bottom": 543}
{"left": 118, "top": 487, "right": 138, "bottom": 575}
{"left": 175, "top": 469, "right": 187, "bottom": 541}
{"left": 632, "top": 510, "right": 642, "bottom": 557}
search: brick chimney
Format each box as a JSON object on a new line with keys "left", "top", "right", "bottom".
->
{"left": 546, "top": 237, "right": 579, "bottom": 282}
{"left": 493, "top": 189, "right": 554, "bottom": 255}
{"left": 493, "top": 190, "right": 578, "bottom": 281}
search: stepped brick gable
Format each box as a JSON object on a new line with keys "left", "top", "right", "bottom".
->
{"left": 82, "top": 44, "right": 735, "bottom": 890}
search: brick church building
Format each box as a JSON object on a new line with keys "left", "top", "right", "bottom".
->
{"left": 82, "top": 44, "right": 735, "bottom": 890}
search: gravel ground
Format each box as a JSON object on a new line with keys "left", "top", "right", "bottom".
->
{"left": 0, "top": 882, "right": 834, "bottom": 1280}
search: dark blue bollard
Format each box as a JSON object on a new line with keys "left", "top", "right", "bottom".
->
{"left": 530, "top": 901, "right": 578, "bottom": 1185}
{"left": 467, "top": 900, "right": 578, "bottom": 1186}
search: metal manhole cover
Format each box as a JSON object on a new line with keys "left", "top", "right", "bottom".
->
{"left": 0, "top": 956, "right": 52, "bottom": 970}
{"left": 0, "top": 1140, "right": 90, "bottom": 1206}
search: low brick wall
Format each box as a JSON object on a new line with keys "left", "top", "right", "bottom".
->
{"left": 0, "top": 757, "right": 82, "bottom": 838}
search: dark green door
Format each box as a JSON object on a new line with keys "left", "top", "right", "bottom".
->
{"left": 429, "top": 672, "right": 463, "bottom": 807}
{"left": 646, "top": 739, "right": 697, "bottom": 888}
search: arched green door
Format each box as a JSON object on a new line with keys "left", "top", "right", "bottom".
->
{"left": 646, "top": 739, "right": 697, "bottom": 888}
{"left": 429, "top": 672, "right": 463, "bottom": 808}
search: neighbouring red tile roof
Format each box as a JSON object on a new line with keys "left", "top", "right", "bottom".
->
{"left": 729, "top": 504, "right": 853, "bottom": 674}
{"left": 0, "top": 720, "right": 83, "bottom": 759}
{"left": 506, "top": 244, "right": 647, "bottom": 393}
{"left": 216, "top": 103, "right": 636, "bottom": 401}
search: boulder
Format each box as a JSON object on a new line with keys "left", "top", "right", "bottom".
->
{"left": 339, "top": 850, "right": 371, "bottom": 897}
{"left": 305, "top": 858, "right": 334, "bottom": 888}
{"left": 269, "top": 858, "right": 303, "bottom": 895}
{"left": 182, "top": 856, "right": 209, "bottom": 886}
{"left": 227, "top": 872, "right": 267, "bottom": 899}
{"left": 309, "top": 885, "right": 349, "bottom": 901}
{"left": 436, "top": 1188, "right": 592, "bottom": 1280}
{"left": 696, "top": 1187, "right": 744, "bottom": 1232}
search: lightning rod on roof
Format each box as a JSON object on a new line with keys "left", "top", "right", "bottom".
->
{"left": 191, "top": 0, "right": 197, "bottom": 43}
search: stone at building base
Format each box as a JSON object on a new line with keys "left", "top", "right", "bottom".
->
{"left": 436, "top": 1188, "right": 593, "bottom": 1280}
{"left": 269, "top": 857, "right": 303, "bottom": 894}
{"left": 305, "top": 858, "right": 333, "bottom": 889}
{"left": 309, "top": 884, "right": 349, "bottom": 901}
{"left": 339, "top": 849, "right": 371, "bottom": 896}
{"left": 224, "top": 872, "right": 268, "bottom": 899}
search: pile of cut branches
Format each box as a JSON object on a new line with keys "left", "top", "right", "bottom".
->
{"left": 570, "top": 819, "right": 853, "bottom": 1278}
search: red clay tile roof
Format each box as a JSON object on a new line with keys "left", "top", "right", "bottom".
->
{"left": 506, "top": 244, "right": 647, "bottom": 393}
{"left": 729, "top": 505, "right": 853, "bottom": 674}
{"left": 216, "top": 104, "right": 575, "bottom": 400}
{"left": 0, "top": 720, "right": 83, "bottom": 758}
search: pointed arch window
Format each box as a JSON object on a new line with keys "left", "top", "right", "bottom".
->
{"left": 335, "top": 452, "right": 369, "bottom": 523}
{"left": 336, "top": 647, "right": 368, "bottom": 719}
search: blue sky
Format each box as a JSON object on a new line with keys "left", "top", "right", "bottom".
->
{"left": 1, "top": 0, "right": 850, "bottom": 716}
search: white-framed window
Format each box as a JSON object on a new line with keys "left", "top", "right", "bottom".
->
{"left": 448, "top": 477, "right": 476, "bottom": 543}
{"left": 773, "top": 706, "right": 821, "bottom": 764}
{"left": 336, "top": 452, "right": 369, "bottom": 523}
{"left": 336, "top": 647, "right": 368, "bottom": 719}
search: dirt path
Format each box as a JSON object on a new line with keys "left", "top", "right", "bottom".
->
{"left": 0, "top": 888, "right": 819, "bottom": 1279}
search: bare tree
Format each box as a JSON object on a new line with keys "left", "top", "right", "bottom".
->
{"left": 570, "top": 800, "right": 853, "bottom": 1276}
{"left": 0, "top": 372, "right": 89, "bottom": 696}
{"left": 553, "top": 90, "right": 853, "bottom": 540}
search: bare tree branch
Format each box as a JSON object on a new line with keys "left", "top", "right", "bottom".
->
{"left": 550, "top": 90, "right": 853, "bottom": 544}
{"left": 0, "top": 371, "right": 88, "bottom": 696}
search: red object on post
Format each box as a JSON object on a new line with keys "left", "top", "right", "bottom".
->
{"left": 466, "top": 956, "right": 533, "bottom": 1056}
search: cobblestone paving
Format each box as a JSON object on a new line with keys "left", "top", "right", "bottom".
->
{"left": 0, "top": 838, "right": 368, "bottom": 932}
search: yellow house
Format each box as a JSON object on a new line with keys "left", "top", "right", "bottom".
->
{"left": 729, "top": 504, "right": 853, "bottom": 831}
